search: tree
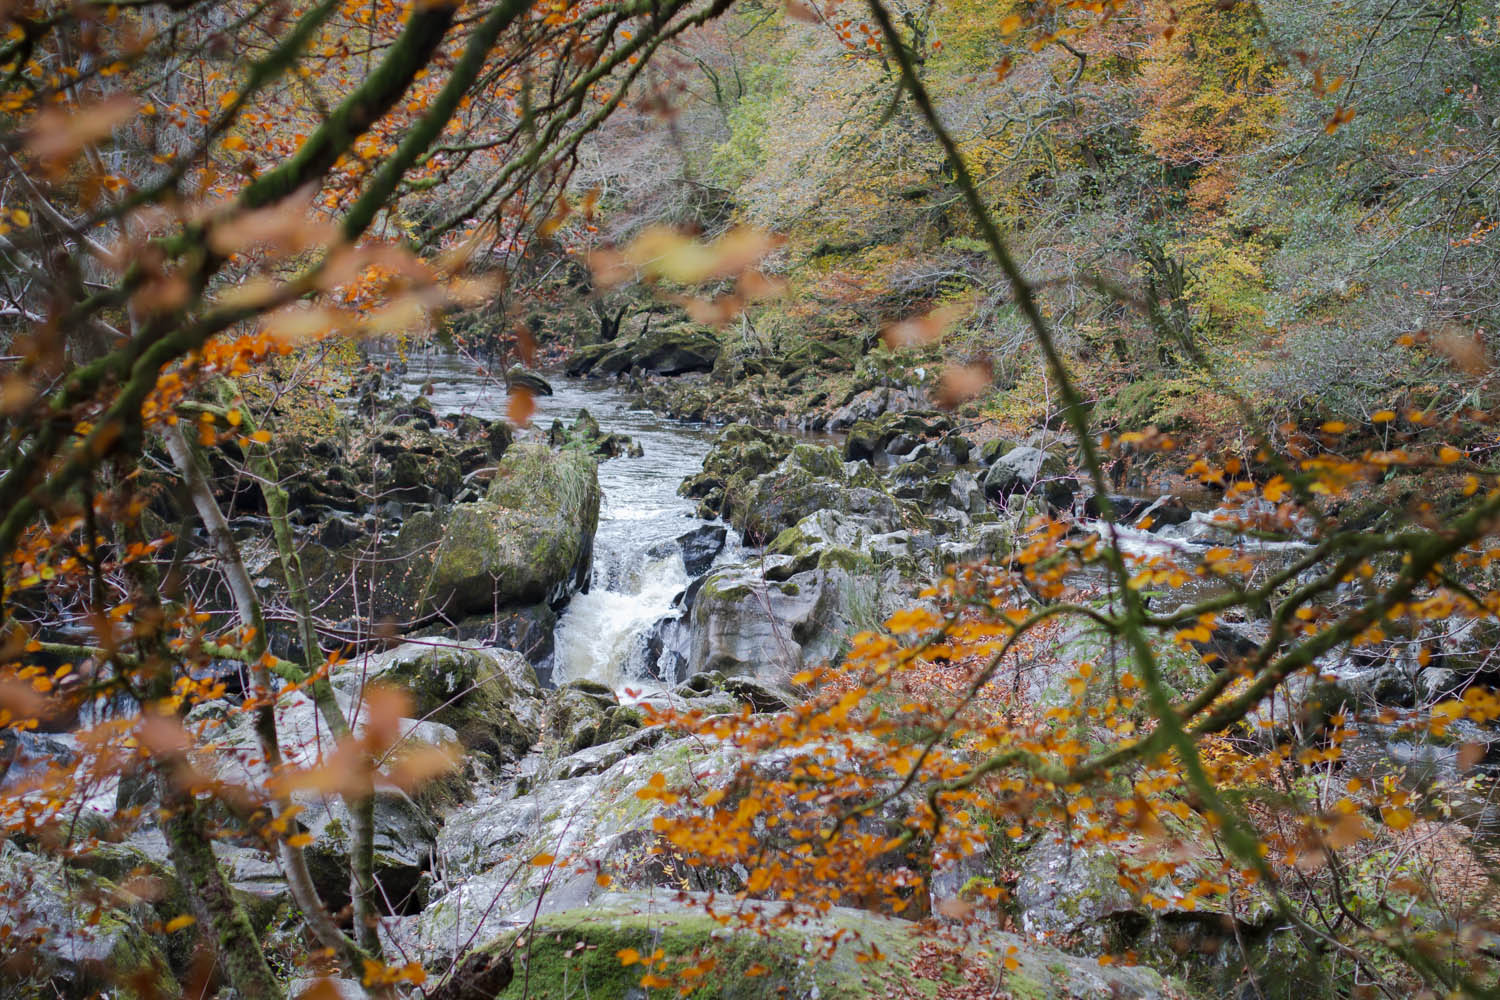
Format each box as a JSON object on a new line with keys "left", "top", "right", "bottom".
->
{"left": 0, "top": 1, "right": 736, "bottom": 995}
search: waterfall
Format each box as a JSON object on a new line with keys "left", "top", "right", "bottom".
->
{"left": 553, "top": 549, "right": 689, "bottom": 688}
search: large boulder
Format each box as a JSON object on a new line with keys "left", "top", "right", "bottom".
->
{"left": 567, "top": 324, "right": 721, "bottom": 377}
{"left": 401, "top": 734, "right": 723, "bottom": 970}
{"left": 724, "top": 444, "right": 907, "bottom": 543}
{"left": 336, "top": 642, "right": 546, "bottom": 768}
{"left": 680, "top": 423, "right": 794, "bottom": 520}
{"left": 193, "top": 685, "right": 457, "bottom": 912}
{"left": 0, "top": 846, "right": 177, "bottom": 1000}
{"left": 827, "top": 385, "right": 928, "bottom": 431}
{"left": 689, "top": 563, "right": 878, "bottom": 680}
{"left": 540, "top": 679, "right": 645, "bottom": 755}
{"left": 451, "top": 891, "right": 1172, "bottom": 999}
{"left": 386, "top": 443, "right": 600, "bottom": 619}
{"left": 982, "top": 445, "right": 1075, "bottom": 506}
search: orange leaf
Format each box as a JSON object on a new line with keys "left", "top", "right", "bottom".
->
{"left": 508, "top": 386, "right": 535, "bottom": 427}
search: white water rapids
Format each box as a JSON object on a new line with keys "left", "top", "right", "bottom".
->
{"left": 393, "top": 351, "right": 724, "bottom": 689}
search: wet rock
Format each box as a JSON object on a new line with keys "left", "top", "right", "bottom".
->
{"left": 195, "top": 686, "right": 452, "bottom": 911}
{"left": 672, "top": 523, "right": 727, "bottom": 577}
{"left": 506, "top": 366, "right": 553, "bottom": 396}
{"left": 1083, "top": 493, "right": 1155, "bottom": 521}
{"left": 337, "top": 642, "right": 545, "bottom": 768}
{"left": 406, "top": 737, "right": 724, "bottom": 968}
{"left": 689, "top": 564, "right": 878, "bottom": 680}
{"left": 1135, "top": 494, "right": 1193, "bottom": 529}
{"left": 0, "top": 846, "right": 177, "bottom": 999}
{"left": 542, "top": 680, "right": 643, "bottom": 755}
{"left": 766, "top": 508, "right": 905, "bottom": 577}
{"left": 565, "top": 408, "right": 640, "bottom": 459}
{"left": 487, "top": 420, "right": 513, "bottom": 459}
{"left": 386, "top": 443, "right": 600, "bottom": 619}
{"left": 982, "top": 445, "right": 1076, "bottom": 508}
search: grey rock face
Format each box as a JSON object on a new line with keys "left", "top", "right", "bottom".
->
{"left": 689, "top": 563, "right": 878, "bottom": 680}
{"left": 335, "top": 642, "right": 545, "bottom": 768}
{"left": 1014, "top": 837, "right": 1138, "bottom": 938}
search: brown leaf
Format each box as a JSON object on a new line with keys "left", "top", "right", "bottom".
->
{"left": 386, "top": 742, "right": 461, "bottom": 791}
{"left": 881, "top": 305, "right": 964, "bottom": 349}
{"left": 1433, "top": 328, "right": 1489, "bottom": 375}
{"left": 27, "top": 96, "right": 139, "bottom": 164}
{"left": 935, "top": 362, "right": 993, "bottom": 410}
{"left": 508, "top": 385, "right": 536, "bottom": 427}
{"left": 1457, "top": 741, "right": 1486, "bottom": 773}
{"left": 587, "top": 248, "right": 634, "bottom": 289}
{"left": 786, "top": 0, "right": 821, "bottom": 23}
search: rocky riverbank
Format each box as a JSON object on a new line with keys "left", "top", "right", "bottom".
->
{"left": 8, "top": 346, "right": 1500, "bottom": 1000}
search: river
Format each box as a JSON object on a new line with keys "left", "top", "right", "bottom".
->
{"left": 390, "top": 350, "right": 723, "bottom": 690}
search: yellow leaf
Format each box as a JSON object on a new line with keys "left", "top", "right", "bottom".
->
{"left": 286, "top": 832, "right": 314, "bottom": 848}
{"left": 250, "top": 429, "right": 272, "bottom": 444}
{"left": 617, "top": 948, "right": 642, "bottom": 966}
{"left": 530, "top": 853, "right": 556, "bottom": 867}
{"left": 999, "top": 13, "right": 1022, "bottom": 34}
{"left": 164, "top": 914, "right": 196, "bottom": 932}
{"left": 1380, "top": 806, "right": 1415, "bottom": 831}
{"left": 1371, "top": 410, "right": 1396, "bottom": 423}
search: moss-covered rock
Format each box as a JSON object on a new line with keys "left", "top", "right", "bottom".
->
{"left": 343, "top": 642, "right": 545, "bottom": 768}
{"left": 472, "top": 892, "right": 1173, "bottom": 999}
{"left": 566, "top": 324, "right": 721, "bottom": 377}
{"left": 541, "top": 680, "right": 643, "bottom": 755}
{"left": 680, "top": 423, "right": 795, "bottom": 519}
{"left": 0, "top": 845, "right": 178, "bottom": 1000}
{"left": 386, "top": 443, "right": 601, "bottom": 619}
{"left": 723, "top": 444, "right": 909, "bottom": 543}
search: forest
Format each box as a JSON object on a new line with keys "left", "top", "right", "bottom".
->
{"left": 0, "top": 0, "right": 1498, "bottom": 997}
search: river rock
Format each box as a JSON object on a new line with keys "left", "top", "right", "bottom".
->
{"left": 689, "top": 563, "right": 878, "bottom": 680}
{"left": 726, "top": 443, "right": 906, "bottom": 543}
{"left": 982, "top": 446, "right": 1075, "bottom": 508}
{"left": 674, "top": 523, "right": 727, "bottom": 576}
{"left": 506, "top": 365, "right": 553, "bottom": 396}
{"left": 406, "top": 735, "right": 726, "bottom": 969}
{"left": 541, "top": 679, "right": 644, "bottom": 755}
{"left": 0, "top": 845, "right": 177, "bottom": 999}
{"left": 335, "top": 642, "right": 545, "bottom": 768}
{"left": 456, "top": 891, "right": 1172, "bottom": 999}
{"left": 680, "top": 423, "right": 794, "bottom": 519}
{"left": 386, "top": 443, "right": 600, "bottom": 619}
{"left": 827, "top": 385, "right": 928, "bottom": 431}
{"left": 193, "top": 685, "right": 454, "bottom": 912}
{"left": 566, "top": 324, "right": 720, "bottom": 377}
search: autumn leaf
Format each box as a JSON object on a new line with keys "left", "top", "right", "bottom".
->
{"left": 508, "top": 385, "right": 536, "bottom": 427}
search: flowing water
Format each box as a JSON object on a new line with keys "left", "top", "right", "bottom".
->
{"left": 389, "top": 351, "right": 723, "bottom": 688}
